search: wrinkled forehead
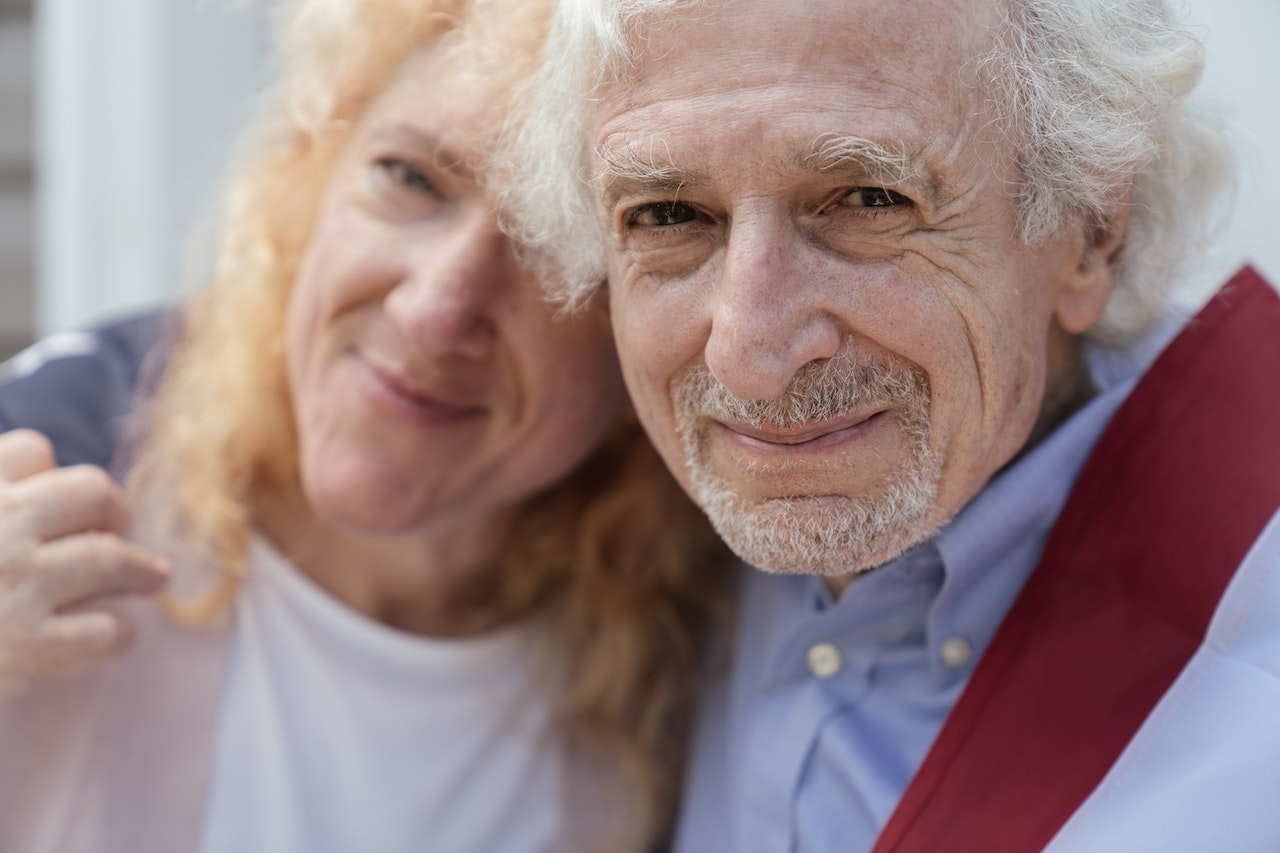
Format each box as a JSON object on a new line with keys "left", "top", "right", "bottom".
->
{"left": 591, "top": 0, "right": 1005, "bottom": 114}
{"left": 367, "top": 32, "right": 510, "bottom": 164}
{"left": 404, "top": 33, "right": 509, "bottom": 126}
{"left": 583, "top": 0, "right": 1012, "bottom": 195}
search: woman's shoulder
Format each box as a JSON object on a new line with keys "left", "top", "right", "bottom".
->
{"left": 0, "top": 306, "right": 181, "bottom": 470}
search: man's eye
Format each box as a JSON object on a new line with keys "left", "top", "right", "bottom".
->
{"left": 380, "top": 158, "right": 436, "bottom": 195}
{"left": 629, "top": 201, "right": 699, "bottom": 227}
{"left": 842, "top": 187, "right": 911, "bottom": 208}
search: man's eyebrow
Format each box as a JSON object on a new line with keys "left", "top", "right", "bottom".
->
{"left": 594, "top": 138, "right": 707, "bottom": 207}
{"left": 593, "top": 132, "right": 935, "bottom": 208}
{"left": 797, "top": 132, "right": 930, "bottom": 188}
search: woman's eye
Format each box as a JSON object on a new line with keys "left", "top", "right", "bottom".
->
{"left": 842, "top": 187, "right": 911, "bottom": 208}
{"left": 380, "top": 158, "right": 436, "bottom": 195}
{"left": 628, "top": 201, "right": 699, "bottom": 227}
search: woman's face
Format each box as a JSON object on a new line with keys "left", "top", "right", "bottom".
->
{"left": 285, "top": 42, "right": 626, "bottom": 539}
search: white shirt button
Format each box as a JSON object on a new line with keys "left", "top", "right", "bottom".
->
{"left": 806, "top": 642, "right": 842, "bottom": 678}
{"left": 940, "top": 637, "right": 974, "bottom": 668}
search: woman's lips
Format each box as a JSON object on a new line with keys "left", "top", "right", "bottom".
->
{"left": 357, "top": 353, "right": 486, "bottom": 423}
{"left": 716, "top": 410, "right": 887, "bottom": 451}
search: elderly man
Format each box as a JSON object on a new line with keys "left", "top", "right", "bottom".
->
{"left": 501, "top": 0, "right": 1280, "bottom": 850}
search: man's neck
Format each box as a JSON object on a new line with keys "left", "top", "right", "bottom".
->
{"left": 1018, "top": 329, "right": 1098, "bottom": 467}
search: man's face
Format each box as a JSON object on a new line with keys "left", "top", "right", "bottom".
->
{"left": 592, "top": 0, "right": 1114, "bottom": 583}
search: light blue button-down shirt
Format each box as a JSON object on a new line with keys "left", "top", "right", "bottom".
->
{"left": 673, "top": 344, "right": 1157, "bottom": 853}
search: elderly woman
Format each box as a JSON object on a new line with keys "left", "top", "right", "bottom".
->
{"left": 0, "top": 0, "right": 729, "bottom": 850}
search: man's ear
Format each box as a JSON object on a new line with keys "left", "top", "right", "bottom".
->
{"left": 1054, "top": 196, "right": 1131, "bottom": 335}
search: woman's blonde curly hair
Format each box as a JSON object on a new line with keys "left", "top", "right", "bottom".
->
{"left": 126, "top": 0, "right": 733, "bottom": 848}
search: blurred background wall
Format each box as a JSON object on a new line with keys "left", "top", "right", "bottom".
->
{"left": 0, "top": 0, "right": 36, "bottom": 359}
{"left": 0, "top": 0, "right": 1277, "bottom": 361}
{"left": 1184, "top": 1, "right": 1280, "bottom": 310}
{"left": 1, "top": 0, "right": 268, "bottom": 360}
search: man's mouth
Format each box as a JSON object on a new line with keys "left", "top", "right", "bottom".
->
{"left": 715, "top": 409, "right": 887, "bottom": 449}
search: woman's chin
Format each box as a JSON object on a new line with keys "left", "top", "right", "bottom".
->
{"left": 301, "top": 470, "right": 436, "bottom": 539}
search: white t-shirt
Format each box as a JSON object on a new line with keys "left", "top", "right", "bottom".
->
{"left": 198, "top": 537, "right": 562, "bottom": 853}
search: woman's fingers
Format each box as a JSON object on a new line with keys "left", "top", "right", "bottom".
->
{"left": 0, "top": 430, "right": 168, "bottom": 706}
{"left": 33, "top": 533, "right": 170, "bottom": 611}
{"left": 4, "top": 464, "right": 130, "bottom": 542}
{"left": 0, "top": 430, "right": 57, "bottom": 484}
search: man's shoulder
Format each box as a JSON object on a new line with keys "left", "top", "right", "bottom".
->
{"left": 0, "top": 307, "right": 178, "bottom": 469}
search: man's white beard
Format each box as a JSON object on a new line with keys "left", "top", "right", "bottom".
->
{"left": 675, "top": 352, "right": 943, "bottom": 578}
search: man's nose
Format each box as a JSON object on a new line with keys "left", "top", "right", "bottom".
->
{"left": 704, "top": 220, "right": 843, "bottom": 400}
{"left": 384, "top": 212, "right": 514, "bottom": 359}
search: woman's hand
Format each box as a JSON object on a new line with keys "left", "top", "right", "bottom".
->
{"left": 0, "top": 429, "right": 169, "bottom": 705}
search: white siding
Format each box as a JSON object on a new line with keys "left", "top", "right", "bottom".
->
{"left": 0, "top": 20, "right": 32, "bottom": 166}
{"left": 0, "top": 193, "right": 33, "bottom": 335}
{"left": 0, "top": 9, "right": 33, "bottom": 357}
{"left": 36, "top": 0, "right": 269, "bottom": 337}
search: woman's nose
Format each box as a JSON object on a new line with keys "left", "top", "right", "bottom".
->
{"left": 383, "top": 212, "right": 517, "bottom": 359}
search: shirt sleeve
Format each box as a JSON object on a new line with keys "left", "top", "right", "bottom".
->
{"left": 0, "top": 308, "right": 174, "bottom": 473}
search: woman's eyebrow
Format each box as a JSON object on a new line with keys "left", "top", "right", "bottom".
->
{"left": 369, "top": 123, "right": 475, "bottom": 178}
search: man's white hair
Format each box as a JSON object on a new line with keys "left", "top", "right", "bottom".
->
{"left": 497, "top": 0, "right": 1233, "bottom": 346}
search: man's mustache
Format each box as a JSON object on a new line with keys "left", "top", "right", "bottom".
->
{"left": 676, "top": 351, "right": 931, "bottom": 431}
